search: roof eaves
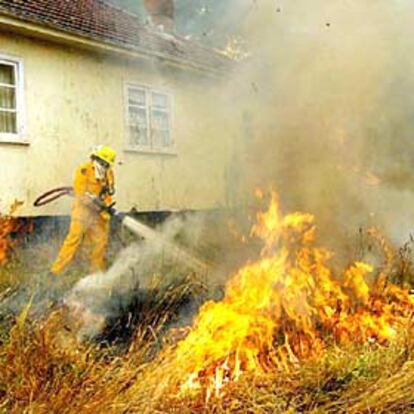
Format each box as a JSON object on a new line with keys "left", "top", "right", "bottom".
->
{"left": 0, "top": 7, "right": 233, "bottom": 77}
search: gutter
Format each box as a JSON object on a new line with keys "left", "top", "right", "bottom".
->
{"left": 0, "top": 11, "right": 230, "bottom": 78}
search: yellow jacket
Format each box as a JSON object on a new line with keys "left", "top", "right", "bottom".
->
{"left": 72, "top": 161, "right": 115, "bottom": 221}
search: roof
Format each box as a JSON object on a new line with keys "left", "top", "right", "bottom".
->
{"left": 0, "top": 0, "right": 232, "bottom": 74}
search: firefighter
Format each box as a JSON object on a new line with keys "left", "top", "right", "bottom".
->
{"left": 50, "top": 145, "right": 117, "bottom": 276}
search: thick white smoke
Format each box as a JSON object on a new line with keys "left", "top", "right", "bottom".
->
{"left": 218, "top": 0, "right": 414, "bottom": 251}
{"left": 64, "top": 213, "right": 209, "bottom": 340}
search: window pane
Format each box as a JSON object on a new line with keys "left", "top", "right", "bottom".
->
{"left": 0, "top": 64, "right": 15, "bottom": 85}
{"left": 128, "top": 88, "right": 146, "bottom": 106}
{"left": 151, "top": 109, "right": 171, "bottom": 148}
{"left": 0, "top": 111, "right": 17, "bottom": 133}
{"left": 161, "top": 130, "right": 171, "bottom": 147}
{"left": 152, "top": 92, "right": 168, "bottom": 109}
{"left": 151, "top": 110, "right": 169, "bottom": 130}
{"left": 130, "top": 125, "right": 148, "bottom": 146}
{"left": 152, "top": 129, "right": 171, "bottom": 148}
{"left": 129, "top": 106, "right": 147, "bottom": 127}
{"left": 0, "top": 86, "right": 16, "bottom": 109}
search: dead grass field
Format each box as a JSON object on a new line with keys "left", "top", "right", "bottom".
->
{"left": 0, "top": 293, "right": 413, "bottom": 414}
{"left": 0, "top": 209, "right": 413, "bottom": 414}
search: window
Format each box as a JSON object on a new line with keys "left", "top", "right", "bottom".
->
{"left": 126, "top": 85, "right": 173, "bottom": 152}
{"left": 0, "top": 56, "right": 24, "bottom": 140}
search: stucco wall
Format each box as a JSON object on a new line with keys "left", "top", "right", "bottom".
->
{"left": 0, "top": 30, "right": 237, "bottom": 216}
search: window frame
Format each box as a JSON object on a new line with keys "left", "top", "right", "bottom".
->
{"left": 124, "top": 82, "right": 175, "bottom": 155}
{"left": 0, "top": 54, "right": 26, "bottom": 144}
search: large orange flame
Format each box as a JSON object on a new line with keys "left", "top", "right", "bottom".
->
{"left": 173, "top": 192, "right": 414, "bottom": 399}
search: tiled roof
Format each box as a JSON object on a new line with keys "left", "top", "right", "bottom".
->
{"left": 0, "top": 0, "right": 231, "bottom": 73}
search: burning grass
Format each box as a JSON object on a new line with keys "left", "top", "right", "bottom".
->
{"left": 1, "top": 316, "right": 413, "bottom": 413}
{"left": 0, "top": 201, "right": 32, "bottom": 268}
{"left": 0, "top": 194, "right": 414, "bottom": 413}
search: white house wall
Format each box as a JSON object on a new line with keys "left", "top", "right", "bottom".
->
{"left": 0, "top": 31, "right": 235, "bottom": 216}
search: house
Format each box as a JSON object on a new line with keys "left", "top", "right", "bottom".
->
{"left": 0, "top": 0, "right": 238, "bottom": 217}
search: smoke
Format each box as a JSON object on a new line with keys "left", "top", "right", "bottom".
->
{"left": 6, "top": 0, "right": 414, "bottom": 339}
{"left": 214, "top": 0, "right": 414, "bottom": 252}
{"left": 64, "top": 213, "right": 210, "bottom": 340}
{"left": 107, "top": 0, "right": 414, "bottom": 251}
{"left": 108, "top": 0, "right": 246, "bottom": 46}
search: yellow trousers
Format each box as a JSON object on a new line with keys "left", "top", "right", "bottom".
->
{"left": 51, "top": 214, "right": 109, "bottom": 275}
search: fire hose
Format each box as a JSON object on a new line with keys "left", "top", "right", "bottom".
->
{"left": 33, "top": 187, "right": 74, "bottom": 207}
{"left": 33, "top": 187, "right": 119, "bottom": 216}
{"left": 33, "top": 188, "right": 209, "bottom": 273}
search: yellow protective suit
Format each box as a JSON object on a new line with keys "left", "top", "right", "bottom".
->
{"left": 51, "top": 160, "right": 115, "bottom": 275}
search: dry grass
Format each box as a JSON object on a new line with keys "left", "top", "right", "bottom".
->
{"left": 2, "top": 321, "right": 414, "bottom": 413}
{"left": 0, "top": 224, "right": 413, "bottom": 413}
{"left": 144, "top": 332, "right": 414, "bottom": 414}
{"left": 0, "top": 273, "right": 413, "bottom": 414}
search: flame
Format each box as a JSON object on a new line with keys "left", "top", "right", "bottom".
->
{"left": 0, "top": 201, "right": 32, "bottom": 265}
{"left": 221, "top": 35, "right": 250, "bottom": 61}
{"left": 172, "top": 191, "right": 414, "bottom": 399}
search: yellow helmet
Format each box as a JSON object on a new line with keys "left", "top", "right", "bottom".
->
{"left": 92, "top": 145, "right": 116, "bottom": 166}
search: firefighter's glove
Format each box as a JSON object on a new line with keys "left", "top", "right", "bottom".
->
{"left": 106, "top": 203, "right": 119, "bottom": 217}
